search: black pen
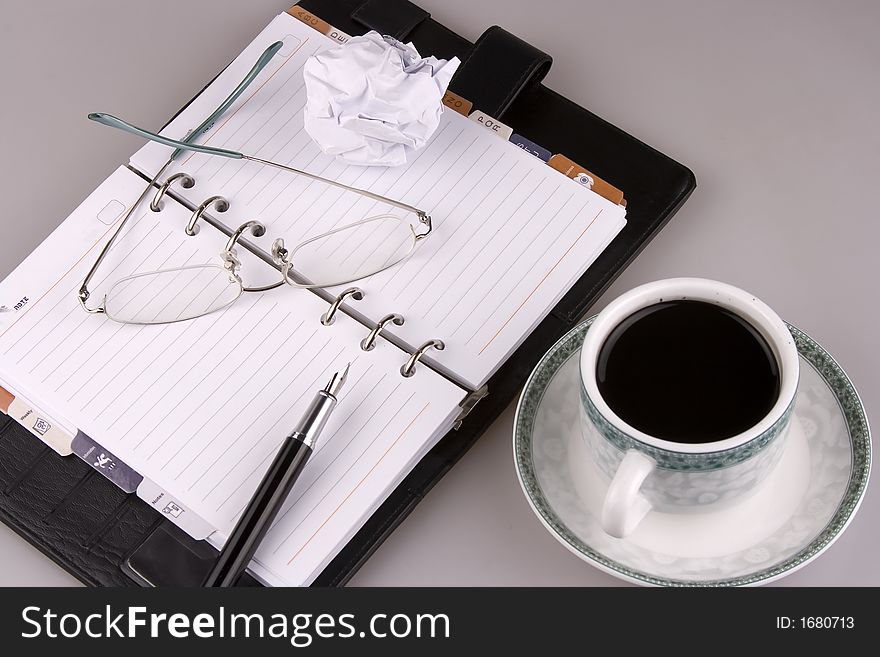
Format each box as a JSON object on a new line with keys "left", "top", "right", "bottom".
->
{"left": 202, "top": 363, "right": 350, "bottom": 587}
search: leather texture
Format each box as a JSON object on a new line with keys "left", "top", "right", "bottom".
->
{"left": 0, "top": 0, "right": 696, "bottom": 587}
{"left": 449, "top": 26, "right": 552, "bottom": 119}
{"left": 0, "top": 417, "right": 156, "bottom": 586}
{"left": 351, "top": 0, "right": 429, "bottom": 40}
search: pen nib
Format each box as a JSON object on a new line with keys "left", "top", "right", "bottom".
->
{"left": 323, "top": 362, "right": 350, "bottom": 398}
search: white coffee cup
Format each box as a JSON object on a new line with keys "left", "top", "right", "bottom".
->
{"left": 579, "top": 278, "right": 799, "bottom": 538}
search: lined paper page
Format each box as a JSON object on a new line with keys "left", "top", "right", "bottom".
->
{"left": 131, "top": 13, "right": 627, "bottom": 388}
{"left": 0, "top": 167, "right": 465, "bottom": 585}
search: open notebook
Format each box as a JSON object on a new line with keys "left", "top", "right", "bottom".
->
{"left": 0, "top": 11, "right": 625, "bottom": 586}
{"left": 131, "top": 12, "right": 627, "bottom": 390}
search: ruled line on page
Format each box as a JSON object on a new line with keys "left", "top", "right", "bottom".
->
{"left": 0, "top": 200, "right": 173, "bottom": 354}
{"left": 441, "top": 181, "right": 558, "bottom": 336}
{"left": 179, "top": 35, "right": 312, "bottom": 169}
{"left": 192, "top": 342, "right": 344, "bottom": 498}
{"left": 163, "top": 321, "right": 319, "bottom": 474}
{"left": 284, "top": 401, "right": 429, "bottom": 565}
{"left": 478, "top": 207, "right": 605, "bottom": 354}
{"left": 138, "top": 308, "right": 293, "bottom": 455}
{"left": 456, "top": 193, "right": 587, "bottom": 345}
{"left": 215, "top": 362, "right": 376, "bottom": 514}
{"left": 23, "top": 222, "right": 176, "bottom": 372}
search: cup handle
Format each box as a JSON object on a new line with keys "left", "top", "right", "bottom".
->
{"left": 601, "top": 450, "right": 656, "bottom": 538}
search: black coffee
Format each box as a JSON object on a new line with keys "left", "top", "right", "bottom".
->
{"left": 595, "top": 300, "right": 780, "bottom": 443}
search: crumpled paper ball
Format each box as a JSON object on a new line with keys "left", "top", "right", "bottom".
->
{"left": 303, "top": 31, "right": 460, "bottom": 166}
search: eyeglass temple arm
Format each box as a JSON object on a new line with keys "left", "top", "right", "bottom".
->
{"left": 88, "top": 118, "right": 430, "bottom": 221}
{"left": 89, "top": 113, "right": 246, "bottom": 159}
{"left": 248, "top": 155, "right": 431, "bottom": 222}
{"left": 90, "top": 40, "right": 283, "bottom": 161}
{"left": 79, "top": 41, "right": 283, "bottom": 311}
{"left": 170, "top": 40, "right": 283, "bottom": 161}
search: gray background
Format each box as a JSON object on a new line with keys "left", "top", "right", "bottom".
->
{"left": 0, "top": 0, "right": 876, "bottom": 586}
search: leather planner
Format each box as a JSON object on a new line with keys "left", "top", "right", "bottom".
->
{"left": 0, "top": 0, "right": 695, "bottom": 586}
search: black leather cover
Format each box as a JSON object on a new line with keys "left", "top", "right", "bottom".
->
{"left": 450, "top": 26, "right": 552, "bottom": 118}
{"left": 351, "top": 0, "right": 429, "bottom": 40}
{"left": 0, "top": 0, "right": 695, "bottom": 587}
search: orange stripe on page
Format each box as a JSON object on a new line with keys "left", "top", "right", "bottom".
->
{"left": 0, "top": 205, "right": 129, "bottom": 342}
{"left": 286, "top": 402, "right": 430, "bottom": 566}
{"left": 0, "top": 386, "right": 13, "bottom": 413}
{"left": 180, "top": 37, "right": 310, "bottom": 166}
{"left": 478, "top": 209, "right": 604, "bottom": 355}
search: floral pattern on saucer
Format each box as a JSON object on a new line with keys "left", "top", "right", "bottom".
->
{"left": 513, "top": 318, "right": 871, "bottom": 586}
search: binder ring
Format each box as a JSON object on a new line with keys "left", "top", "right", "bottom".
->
{"left": 321, "top": 287, "right": 364, "bottom": 326}
{"left": 224, "top": 220, "right": 266, "bottom": 253}
{"left": 400, "top": 339, "right": 445, "bottom": 378}
{"left": 150, "top": 172, "right": 195, "bottom": 212}
{"left": 360, "top": 313, "right": 404, "bottom": 351}
{"left": 186, "top": 195, "right": 229, "bottom": 236}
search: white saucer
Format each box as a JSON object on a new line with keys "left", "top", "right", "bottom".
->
{"left": 513, "top": 318, "right": 871, "bottom": 586}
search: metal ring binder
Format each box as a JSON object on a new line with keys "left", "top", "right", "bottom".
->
{"left": 401, "top": 339, "right": 445, "bottom": 377}
{"left": 360, "top": 313, "right": 404, "bottom": 351}
{"left": 186, "top": 195, "right": 229, "bottom": 236}
{"left": 143, "top": 176, "right": 428, "bottom": 349}
{"left": 150, "top": 172, "right": 195, "bottom": 212}
{"left": 321, "top": 287, "right": 365, "bottom": 326}
{"left": 225, "top": 220, "right": 266, "bottom": 251}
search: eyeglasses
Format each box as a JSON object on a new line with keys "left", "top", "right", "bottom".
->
{"left": 79, "top": 42, "right": 432, "bottom": 326}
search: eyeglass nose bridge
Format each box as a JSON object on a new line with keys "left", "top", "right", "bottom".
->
{"left": 187, "top": 195, "right": 229, "bottom": 236}
{"left": 221, "top": 220, "right": 283, "bottom": 294}
{"left": 414, "top": 211, "right": 433, "bottom": 240}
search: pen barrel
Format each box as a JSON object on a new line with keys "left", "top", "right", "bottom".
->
{"left": 291, "top": 390, "right": 337, "bottom": 444}
{"left": 202, "top": 437, "right": 312, "bottom": 587}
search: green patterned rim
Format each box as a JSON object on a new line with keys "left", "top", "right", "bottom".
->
{"left": 513, "top": 317, "right": 872, "bottom": 586}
